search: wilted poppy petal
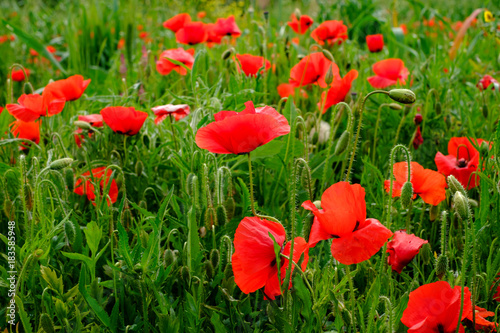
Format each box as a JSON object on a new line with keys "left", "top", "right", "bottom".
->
{"left": 387, "top": 230, "right": 428, "bottom": 273}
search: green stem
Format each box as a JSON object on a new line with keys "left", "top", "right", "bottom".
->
{"left": 386, "top": 144, "right": 412, "bottom": 230}
{"left": 393, "top": 110, "right": 407, "bottom": 147}
{"left": 346, "top": 265, "right": 357, "bottom": 330}
{"left": 169, "top": 114, "right": 179, "bottom": 151}
{"left": 372, "top": 104, "right": 388, "bottom": 162}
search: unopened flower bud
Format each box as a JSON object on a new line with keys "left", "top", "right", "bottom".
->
{"left": 74, "top": 120, "right": 92, "bottom": 130}
{"left": 135, "top": 160, "right": 144, "bottom": 177}
{"left": 482, "top": 104, "right": 488, "bottom": 118}
{"left": 210, "top": 249, "right": 220, "bottom": 269}
{"left": 334, "top": 130, "right": 350, "bottom": 155}
{"left": 64, "top": 168, "right": 74, "bottom": 192}
{"left": 216, "top": 205, "right": 228, "bottom": 225}
{"left": 324, "top": 65, "right": 334, "bottom": 85}
{"left": 388, "top": 89, "right": 416, "bottom": 104}
{"left": 435, "top": 102, "right": 442, "bottom": 115}
{"left": 312, "top": 200, "right": 322, "bottom": 209}
{"left": 294, "top": 8, "right": 302, "bottom": 19}
{"left": 447, "top": 175, "right": 466, "bottom": 196}
{"left": 163, "top": 249, "right": 175, "bottom": 267}
{"left": 435, "top": 254, "right": 448, "bottom": 280}
{"left": 452, "top": 192, "right": 469, "bottom": 220}
{"left": 180, "top": 266, "right": 191, "bottom": 284}
{"left": 419, "top": 242, "right": 432, "bottom": 265}
{"left": 414, "top": 113, "right": 423, "bottom": 125}
{"left": 24, "top": 183, "right": 33, "bottom": 210}
{"left": 205, "top": 207, "right": 217, "bottom": 228}
{"left": 204, "top": 260, "right": 214, "bottom": 279}
{"left": 322, "top": 49, "right": 335, "bottom": 62}
{"left": 401, "top": 181, "right": 413, "bottom": 209}
{"left": 49, "top": 158, "right": 73, "bottom": 170}
{"left": 221, "top": 48, "right": 234, "bottom": 60}
{"left": 388, "top": 103, "right": 403, "bottom": 110}
{"left": 429, "top": 204, "right": 439, "bottom": 222}
{"left": 480, "top": 141, "right": 490, "bottom": 156}
{"left": 139, "top": 229, "right": 149, "bottom": 248}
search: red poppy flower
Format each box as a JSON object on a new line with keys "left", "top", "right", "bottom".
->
{"left": 386, "top": 230, "right": 428, "bottom": 273}
{"left": 11, "top": 68, "right": 29, "bottom": 81}
{"left": 231, "top": 216, "right": 309, "bottom": 300}
{"left": 401, "top": 281, "right": 471, "bottom": 333}
{"left": 197, "top": 11, "right": 206, "bottom": 19}
{"left": 213, "top": 15, "right": 241, "bottom": 37}
{"left": 100, "top": 106, "right": 148, "bottom": 136}
{"left": 434, "top": 137, "right": 487, "bottom": 190}
{"left": 413, "top": 126, "right": 424, "bottom": 149}
{"left": 318, "top": 67, "right": 358, "bottom": 113}
{"left": 204, "top": 23, "right": 223, "bottom": 46}
{"left": 477, "top": 75, "right": 499, "bottom": 90}
{"left": 73, "top": 114, "right": 104, "bottom": 147}
{"left": 10, "top": 120, "right": 40, "bottom": 150}
{"left": 0, "top": 106, "right": 3, "bottom": 114}
{"left": 163, "top": 13, "right": 191, "bottom": 32}
{"left": 366, "top": 34, "right": 384, "bottom": 52}
{"left": 74, "top": 166, "right": 119, "bottom": 206}
{"left": 151, "top": 104, "right": 190, "bottom": 124}
{"left": 302, "top": 182, "right": 393, "bottom": 265}
{"left": 117, "top": 38, "right": 125, "bottom": 50}
{"left": 311, "top": 20, "right": 348, "bottom": 45}
{"left": 463, "top": 306, "right": 498, "bottom": 332}
{"left": 277, "top": 83, "right": 308, "bottom": 98}
{"left": 289, "top": 52, "right": 332, "bottom": 88}
{"left": 367, "top": 58, "right": 409, "bottom": 89}
{"left": 400, "top": 24, "right": 408, "bottom": 34}
{"left": 139, "top": 31, "right": 149, "bottom": 40}
{"left": 43, "top": 75, "right": 91, "bottom": 102}
{"left": 46, "top": 45, "right": 57, "bottom": 53}
{"left": 234, "top": 54, "right": 271, "bottom": 77}
{"left": 175, "top": 22, "right": 207, "bottom": 45}
{"left": 6, "top": 93, "right": 65, "bottom": 122}
{"left": 195, "top": 101, "right": 290, "bottom": 155}
{"left": 384, "top": 162, "right": 447, "bottom": 206}
{"left": 156, "top": 48, "right": 195, "bottom": 75}
{"left": 288, "top": 14, "right": 313, "bottom": 34}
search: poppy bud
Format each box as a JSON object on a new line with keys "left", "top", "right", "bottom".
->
{"left": 429, "top": 204, "right": 439, "bottom": 222}
{"left": 204, "top": 260, "right": 214, "bottom": 279}
{"left": 324, "top": 65, "right": 334, "bottom": 85}
{"left": 400, "top": 181, "right": 413, "bottom": 209}
{"left": 199, "top": 226, "right": 207, "bottom": 238}
{"left": 140, "top": 229, "right": 149, "bottom": 248}
{"left": 334, "top": 130, "right": 350, "bottom": 155}
{"left": 224, "top": 196, "right": 236, "bottom": 220}
{"left": 482, "top": 104, "right": 488, "bottom": 118}
{"left": 419, "top": 242, "right": 432, "bottom": 265}
{"left": 216, "top": 205, "right": 228, "bottom": 225}
{"left": 435, "top": 254, "right": 448, "bottom": 280}
{"left": 64, "top": 220, "right": 76, "bottom": 245}
{"left": 414, "top": 113, "right": 423, "bottom": 125}
{"left": 321, "top": 49, "right": 335, "bottom": 63}
{"left": 210, "top": 249, "right": 220, "bottom": 269}
{"left": 388, "top": 103, "right": 403, "bottom": 110}
{"left": 74, "top": 120, "right": 92, "bottom": 130}
{"left": 388, "top": 89, "right": 416, "bottom": 104}
{"left": 34, "top": 248, "right": 44, "bottom": 258}
{"left": 221, "top": 48, "right": 234, "bottom": 61}
{"left": 452, "top": 192, "right": 469, "bottom": 220}
{"left": 205, "top": 207, "right": 217, "bottom": 228}
{"left": 49, "top": 158, "right": 73, "bottom": 170}
{"left": 480, "top": 141, "right": 490, "bottom": 157}
{"left": 164, "top": 249, "right": 175, "bottom": 267}
{"left": 223, "top": 263, "right": 233, "bottom": 282}
{"left": 435, "top": 102, "right": 442, "bottom": 115}
{"left": 447, "top": 175, "right": 466, "bottom": 196}
{"left": 135, "top": 160, "right": 144, "bottom": 177}
{"left": 294, "top": 8, "right": 302, "bottom": 19}
{"left": 40, "top": 313, "right": 55, "bottom": 333}
{"left": 64, "top": 168, "right": 74, "bottom": 192}
{"left": 180, "top": 266, "right": 191, "bottom": 284}
{"left": 24, "top": 183, "right": 33, "bottom": 211}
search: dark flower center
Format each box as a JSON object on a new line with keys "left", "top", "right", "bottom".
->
{"left": 457, "top": 158, "right": 467, "bottom": 168}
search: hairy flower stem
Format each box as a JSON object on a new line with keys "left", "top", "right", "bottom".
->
{"left": 169, "top": 114, "right": 179, "bottom": 151}
{"left": 393, "top": 110, "right": 407, "bottom": 147}
{"left": 345, "top": 90, "right": 389, "bottom": 182}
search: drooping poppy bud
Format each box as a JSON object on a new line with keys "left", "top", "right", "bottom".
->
{"left": 400, "top": 181, "right": 413, "bottom": 209}
{"left": 389, "top": 89, "right": 416, "bottom": 104}
{"left": 452, "top": 191, "right": 469, "bottom": 220}
{"left": 413, "top": 113, "right": 423, "bottom": 125}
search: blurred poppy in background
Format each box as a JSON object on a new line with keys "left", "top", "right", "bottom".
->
{"left": 152, "top": 104, "right": 190, "bottom": 124}
{"left": 368, "top": 58, "right": 409, "bottom": 89}
{"left": 156, "top": 48, "right": 195, "bottom": 75}
{"left": 289, "top": 52, "right": 333, "bottom": 88}
{"left": 366, "top": 34, "right": 384, "bottom": 52}
{"left": 311, "top": 20, "right": 348, "bottom": 45}
{"left": 163, "top": 13, "right": 191, "bottom": 32}
{"left": 234, "top": 54, "right": 271, "bottom": 77}
{"left": 288, "top": 14, "right": 313, "bottom": 34}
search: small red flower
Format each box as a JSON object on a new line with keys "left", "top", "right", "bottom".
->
{"left": 100, "top": 106, "right": 148, "bottom": 136}
{"left": 197, "top": 11, "right": 206, "bottom": 19}
{"left": 175, "top": 22, "right": 207, "bottom": 45}
{"left": 43, "top": 75, "right": 91, "bottom": 101}
{"left": 414, "top": 113, "right": 423, "bottom": 125}
{"left": 117, "top": 38, "right": 125, "bottom": 50}
{"left": 0, "top": 106, "right": 3, "bottom": 114}
{"left": 74, "top": 166, "right": 119, "bottom": 206}
{"left": 366, "top": 34, "right": 384, "bottom": 52}
{"left": 413, "top": 126, "right": 424, "bottom": 149}
{"left": 401, "top": 281, "right": 471, "bottom": 333}
{"left": 11, "top": 68, "right": 30, "bottom": 81}
{"left": 463, "top": 306, "right": 498, "bottom": 332}
{"left": 318, "top": 66, "right": 358, "bottom": 113}
{"left": 387, "top": 230, "right": 428, "bottom": 273}
{"left": 231, "top": 216, "right": 309, "bottom": 300}
{"left": 6, "top": 93, "right": 65, "bottom": 122}
{"left": 195, "top": 101, "right": 290, "bottom": 155}
{"left": 400, "top": 24, "right": 408, "bottom": 34}
{"left": 384, "top": 161, "right": 447, "bottom": 206}
{"left": 163, "top": 13, "right": 191, "bottom": 32}
{"left": 10, "top": 120, "right": 40, "bottom": 150}
{"left": 311, "top": 20, "right": 348, "bottom": 45}
{"left": 289, "top": 52, "right": 333, "bottom": 88}
{"left": 156, "top": 48, "right": 195, "bottom": 76}
{"left": 434, "top": 137, "right": 488, "bottom": 190}
{"left": 213, "top": 15, "right": 241, "bottom": 37}
{"left": 477, "top": 75, "right": 498, "bottom": 90}
{"left": 234, "top": 54, "right": 271, "bottom": 77}
{"left": 74, "top": 114, "right": 103, "bottom": 148}
{"left": 367, "top": 58, "right": 409, "bottom": 89}
{"left": 151, "top": 104, "right": 190, "bottom": 125}
{"left": 288, "top": 14, "right": 313, "bottom": 34}
{"left": 139, "top": 31, "right": 149, "bottom": 40}
{"left": 302, "top": 182, "right": 393, "bottom": 265}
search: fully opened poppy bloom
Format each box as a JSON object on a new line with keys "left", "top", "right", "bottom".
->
{"left": 213, "top": 15, "right": 241, "bottom": 37}
{"left": 10, "top": 120, "right": 40, "bottom": 150}
{"left": 401, "top": 281, "right": 471, "bottom": 333}
{"left": 318, "top": 66, "right": 358, "bottom": 113}
{"left": 386, "top": 230, "right": 428, "bottom": 273}
{"left": 156, "top": 48, "right": 195, "bottom": 75}
{"left": 302, "top": 182, "right": 393, "bottom": 265}
{"left": 366, "top": 34, "right": 384, "bottom": 52}
{"left": 288, "top": 14, "right": 313, "bottom": 34}
{"left": 435, "top": 137, "right": 488, "bottom": 190}
{"left": 367, "top": 58, "right": 409, "bottom": 89}
{"left": 43, "top": 75, "right": 91, "bottom": 101}
{"left": 477, "top": 75, "right": 499, "bottom": 91}
{"left": 311, "top": 20, "right": 348, "bottom": 45}
{"left": 175, "top": 22, "right": 207, "bottom": 45}
{"left": 151, "top": 104, "right": 190, "bottom": 125}
{"left": 74, "top": 166, "right": 118, "bottom": 206}
{"left": 195, "top": 101, "right": 290, "bottom": 155}
{"left": 384, "top": 162, "right": 447, "bottom": 206}
{"left": 101, "top": 106, "right": 148, "bottom": 136}
{"left": 6, "top": 93, "right": 65, "bottom": 122}
{"left": 11, "top": 68, "right": 29, "bottom": 81}
{"left": 463, "top": 306, "right": 498, "bottom": 332}
{"left": 232, "top": 216, "right": 309, "bottom": 300}
{"left": 163, "top": 13, "right": 191, "bottom": 32}
{"left": 234, "top": 54, "right": 271, "bottom": 77}
{"left": 289, "top": 52, "right": 332, "bottom": 88}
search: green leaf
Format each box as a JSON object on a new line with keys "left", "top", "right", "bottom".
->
{"left": 84, "top": 221, "right": 102, "bottom": 257}
{"left": 117, "top": 222, "right": 135, "bottom": 270}
{"left": 187, "top": 205, "right": 200, "bottom": 274}
{"left": 78, "top": 267, "right": 112, "bottom": 329}
{"left": 15, "top": 296, "right": 33, "bottom": 333}
{"left": 40, "top": 265, "right": 64, "bottom": 295}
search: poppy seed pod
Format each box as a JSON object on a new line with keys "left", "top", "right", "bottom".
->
{"left": 447, "top": 175, "right": 467, "bottom": 196}
{"left": 388, "top": 89, "right": 416, "bottom": 104}
{"left": 74, "top": 120, "right": 92, "bottom": 130}
{"left": 49, "top": 158, "right": 73, "bottom": 170}
{"left": 452, "top": 192, "right": 469, "bottom": 220}
{"left": 435, "top": 254, "right": 448, "bottom": 280}
{"left": 388, "top": 103, "right": 403, "bottom": 110}
{"left": 334, "top": 130, "right": 350, "bottom": 155}
{"left": 400, "top": 181, "right": 413, "bottom": 209}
